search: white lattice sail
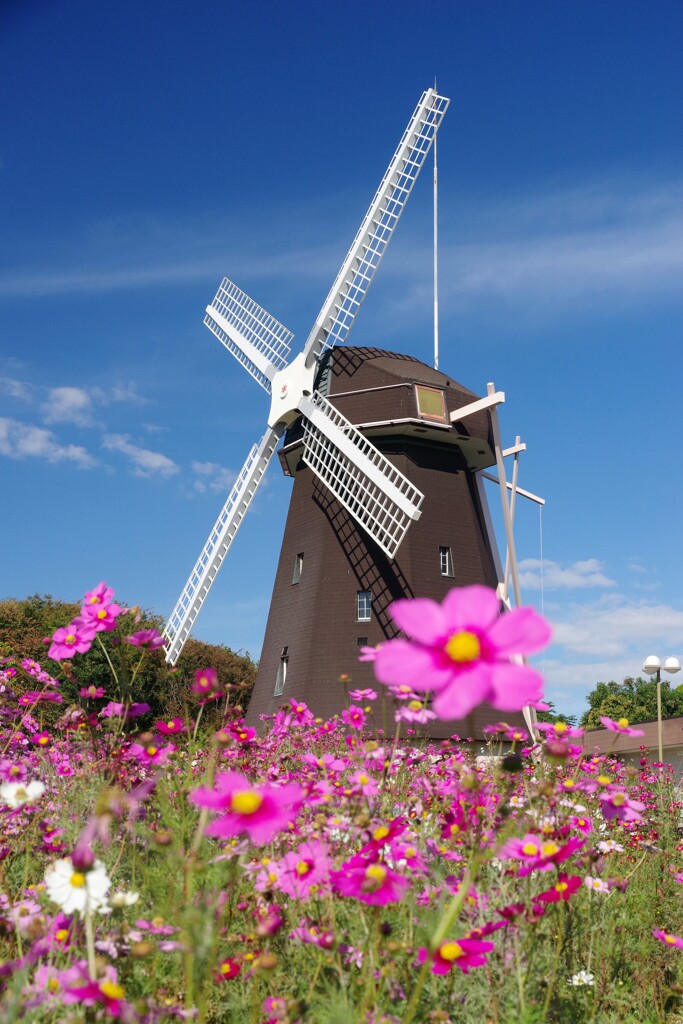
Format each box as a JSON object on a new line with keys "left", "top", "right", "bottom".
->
{"left": 204, "top": 278, "right": 294, "bottom": 393}
{"left": 163, "top": 426, "right": 283, "bottom": 664}
{"left": 303, "top": 88, "right": 449, "bottom": 362}
{"left": 299, "top": 393, "right": 423, "bottom": 559}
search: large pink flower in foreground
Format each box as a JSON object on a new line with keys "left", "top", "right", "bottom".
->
{"left": 372, "top": 585, "right": 551, "bottom": 720}
{"left": 190, "top": 772, "right": 303, "bottom": 846}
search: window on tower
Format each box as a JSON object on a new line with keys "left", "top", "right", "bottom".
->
{"left": 439, "top": 545, "right": 454, "bottom": 577}
{"left": 415, "top": 384, "right": 447, "bottom": 422}
{"left": 356, "top": 591, "right": 372, "bottom": 622}
{"left": 292, "top": 552, "right": 304, "bottom": 584}
{"left": 273, "top": 646, "right": 289, "bottom": 697}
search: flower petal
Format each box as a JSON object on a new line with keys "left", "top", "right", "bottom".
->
{"left": 441, "top": 585, "right": 501, "bottom": 633}
{"left": 487, "top": 661, "right": 545, "bottom": 711}
{"left": 389, "top": 598, "right": 448, "bottom": 644}
{"left": 431, "top": 664, "right": 493, "bottom": 719}
{"left": 487, "top": 607, "right": 552, "bottom": 656}
{"left": 374, "top": 640, "right": 455, "bottom": 692}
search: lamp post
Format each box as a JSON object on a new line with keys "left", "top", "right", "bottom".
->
{"left": 642, "top": 655, "right": 681, "bottom": 765}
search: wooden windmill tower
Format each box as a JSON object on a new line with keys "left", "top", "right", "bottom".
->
{"left": 163, "top": 89, "right": 537, "bottom": 738}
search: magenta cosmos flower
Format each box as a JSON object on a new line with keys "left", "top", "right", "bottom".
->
{"left": 125, "top": 628, "right": 165, "bottom": 650}
{"left": 418, "top": 936, "right": 495, "bottom": 975}
{"left": 653, "top": 929, "right": 683, "bottom": 949}
{"left": 190, "top": 772, "right": 303, "bottom": 846}
{"left": 331, "top": 854, "right": 409, "bottom": 906}
{"left": 599, "top": 715, "right": 645, "bottom": 737}
{"left": 48, "top": 619, "right": 97, "bottom": 661}
{"left": 373, "top": 585, "right": 550, "bottom": 720}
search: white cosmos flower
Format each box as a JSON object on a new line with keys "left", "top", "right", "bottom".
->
{"left": 44, "top": 858, "right": 111, "bottom": 916}
{"left": 110, "top": 889, "right": 140, "bottom": 908}
{"left": 569, "top": 970, "right": 595, "bottom": 987}
{"left": 0, "top": 780, "right": 45, "bottom": 808}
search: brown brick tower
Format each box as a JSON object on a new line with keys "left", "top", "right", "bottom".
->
{"left": 245, "top": 347, "right": 528, "bottom": 739}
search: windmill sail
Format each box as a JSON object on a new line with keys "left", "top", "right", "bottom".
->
{"left": 163, "top": 425, "right": 283, "bottom": 664}
{"left": 299, "top": 392, "right": 423, "bottom": 559}
{"left": 302, "top": 88, "right": 449, "bottom": 365}
{"left": 204, "top": 279, "right": 294, "bottom": 392}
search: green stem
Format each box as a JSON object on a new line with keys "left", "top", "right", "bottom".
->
{"left": 84, "top": 909, "right": 97, "bottom": 981}
{"left": 97, "top": 635, "right": 121, "bottom": 694}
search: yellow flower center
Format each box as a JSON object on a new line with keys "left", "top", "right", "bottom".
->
{"left": 554, "top": 722, "right": 568, "bottom": 734}
{"left": 39, "top": 737, "right": 49, "bottom": 745}
{"left": 167, "top": 720, "right": 175, "bottom": 728}
{"left": 146, "top": 747, "right": 157, "bottom": 756}
{"left": 541, "top": 842, "right": 559, "bottom": 858}
{"left": 296, "top": 705, "right": 304, "bottom": 713}
{"left": 296, "top": 860, "right": 312, "bottom": 876}
{"left": 444, "top": 631, "right": 481, "bottom": 663}
{"left": 97, "top": 609, "right": 107, "bottom": 620}
{"left": 408, "top": 700, "right": 422, "bottom": 711}
{"left": 100, "top": 980, "right": 125, "bottom": 1000}
{"left": 70, "top": 873, "right": 86, "bottom": 888}
{"left": 617, "top": 717, "right": 629, "bottom": 728}
{"left": 665, "top": 934, "right": 677, "bottom": 945}
{"left": 597, "top": 775, "right": 612, "bottom": 785}
{"left": 220, "top": 962, "right": 232, "bottom": 975}
{"left": 555, "top": 882, "right": 568, "bottom": 893}
{"left": 405, "top": 846, "right": 417, "bottom": 858}
{"left": 65, "top": 634, "right": 76, "bottom": 645}
{"left": 89, "top": 596, "right": 100, "bottom": 604}
{"left": 522, "top": 842, "right": 539, "bottom": 856}
{"left": 373, "top": 825, "right": 389, "bottom": 841}
{"left": 439, "top": 942, "right": 464, "bottom": 961}
{"left": 47, "top": 977, "right": 60, "bottom": 993}
{"left": 365, "top": 864, "right": 387, "bottom": 884}
{"left": 230, "top": 790, "right": 263, "bottom": 815}
{"left": 55, "top": 928, "right": 69, "bottom": 942}
{"left": 450, "top": 824, "right": 460, "bottom": 836}
{"left": 358, "top": 775, "right": 369, "bottom": 785}
{"left": 611, "top": 792, "right": 626, "bottom": 806}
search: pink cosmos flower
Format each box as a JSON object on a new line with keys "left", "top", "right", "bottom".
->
{"left": 290, "top": 920, "right": 335, "bottom": 948}
{"left": 193, "top": 667, "right": 219, "bottom": 695}
{"left": 190, "top": 772, "right": 303, "bottom": 846}
{"left": 276, "top": 839, "right": 332, "bottom": 899}
{"left": 214, "top": 957, "right": 241, "bottom": 981}
{"left": 289, "top": 699, "right": 315, "bottom": 725}
{"left": 342, "top": 705, "right": 366, "bottom": 730}
{"left": 80, "top": 686, "right": 106, "bottom": 699}
{"left": 331, "top": 855, "right": 409, "bottom": 906}
{"left": 599, "top": 791, "right": 645, "bottom": 823}
{"left": 373, "top": 585, "right": 550, "bottom": 720}
{"left": 155, "top": 718, "right": 186, "bottom": 736}
{"left": 535, "top": 874, "right": 583, "bottom": 904}
{"left": 599, "top": 715, "right": 645, "bottom": 737}
{"left": 497, "top": 833, "right": 585, "bottom": 877}
{"left": 348, "top": 688, "right": 378, "bottom": 701}
{"left": 653, "top": 929, "right": 683, "bottom": 949}
{"left": 80, "top": 601, "right": 123, "bottom": 632}
{"left": 125, "top": 628, "right": 165, "bottom": 650}
{"left": 126, "top": 741, "right": 176, "bottom": 767}
{"left": 83, "top": 582, "right": 116, "bottom": 608}
{"left": 358, "top": 645, "right": 379, "bottom": 662}
{"left": 417, "top": 937, "right": 495, "bottom": 974}
{"left": 48, "top": 619, "right": 97, "bottom": 661}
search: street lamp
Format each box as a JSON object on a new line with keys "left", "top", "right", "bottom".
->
{"left": 642, "top": 655, "right": 681, "bottom": 765}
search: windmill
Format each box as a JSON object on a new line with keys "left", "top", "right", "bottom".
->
{"left": 163, "top": 88, "right": 538, "bottom": 738}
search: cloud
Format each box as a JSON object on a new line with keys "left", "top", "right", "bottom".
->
{"left": 42, "top": 386, "right": 93, "bottom": 426}
{"left": 191, "top": 461, "right": 237, "bottom": 494}
{"left": 0, "top": 376, "right": 31, "bottom": 401}
{"left": 102, "top": 434, "right": 179, "bottom": 479}
{"left": 0, "top": 418, "right": 94, "bottom": 467}
{"left": 518, "top": 558, "right": 616, "bottom": 590}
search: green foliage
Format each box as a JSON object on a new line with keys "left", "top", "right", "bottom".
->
{"left": 0, "top": 594, "right": 256, "bottom": 724}
{"left": 580, "top": 675, "right": 683, "bottom": 729}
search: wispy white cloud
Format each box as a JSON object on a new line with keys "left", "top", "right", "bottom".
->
{"left": 191, "top": 461, "right": 237, "bottom": 494}
{"left": 519, "top": 558, "right": 616, "bottom": 590}
{"left": 0, "top": 376, "right": 32, "bottom": 401}
{"left": 102, "top": 434, "right": 179, "bottom": 479}
{"left": 0, "top": 418, "right": 94, "bottom": 467}
{"left": 42, "top": 386, "right": 93, "bottom": 426}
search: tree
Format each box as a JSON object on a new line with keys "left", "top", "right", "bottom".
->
{"left": 0, "top": 594, "right": 257, "bottom": 726}
{"left": 579, "top": 675, "right": 683, "bottom": 730}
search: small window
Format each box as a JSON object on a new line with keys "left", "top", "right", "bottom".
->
{"left": 415, "top": 385, "right": 447, "bottom": 422}
{"left": 273, "top": 646, "right": 289, "bottom": 697}
{"left": 356, "top": 636, "right": 368, "bottom": 646}
{"left": 439, "top": 545, "right": 454, "bottom": 577}
{"left": 357, "top": 591, "right": 372, "bottom": 622}
{"left": 292, "top": 552, "right": 304, "bottom": 584}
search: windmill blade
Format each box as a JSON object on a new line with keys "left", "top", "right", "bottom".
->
{"left": 302, "top": 88, "right": 449, "bottom": 365}
{"left": 204, "top": 278, "right": 294, "bottom": 393}
{"left": 299, "top": 392, "right": 423, "bottom": 560}
{"left": 163, "top": 425, "right": 284, "bottom": 665}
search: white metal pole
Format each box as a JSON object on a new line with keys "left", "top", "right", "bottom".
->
{"left": 433, "top": 87, "right": 439, "bottom": 371}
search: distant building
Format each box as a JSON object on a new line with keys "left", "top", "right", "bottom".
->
{"left": 584, "top": 717, "right": 683, "bottom": 776}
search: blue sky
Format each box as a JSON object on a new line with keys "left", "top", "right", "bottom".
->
{"left": 1, "top": 0, "right": 682, "bottom": 717}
